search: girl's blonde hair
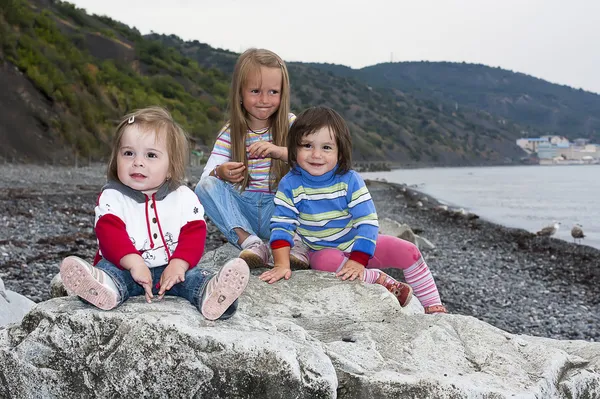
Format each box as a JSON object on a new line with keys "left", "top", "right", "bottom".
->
{"left": 107, "top": 106, "right": 189, "bottom": 190}
{"left": 227, "top": 48, "right": 291, "bottom": 192}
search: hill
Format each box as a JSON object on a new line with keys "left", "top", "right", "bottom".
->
{"left": 0, "top": 0, "right": 230, "bottom": 163}
{"left": 149, "top": 34, "right": 533, "bottom": 166}
{"left": 307, "top": 61, "right": 600, "bottom": 142}
{"left": 0, "top": 0, "right": 546, "bottom": 166}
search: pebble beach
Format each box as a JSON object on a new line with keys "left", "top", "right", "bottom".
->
{"left": 1, "top": 164, "right": 598, "bottom": 341}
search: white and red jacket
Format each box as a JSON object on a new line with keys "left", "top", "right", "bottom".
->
{"left": 93, "top": 181, "right": 206, "bottom": 269}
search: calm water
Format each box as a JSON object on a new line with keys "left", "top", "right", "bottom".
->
{"left": 362, "top": 165, "right": 600, "bottom": 250}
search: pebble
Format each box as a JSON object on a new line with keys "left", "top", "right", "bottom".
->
{"left": 1, "top": 165, "right": 600, "bottom": 342}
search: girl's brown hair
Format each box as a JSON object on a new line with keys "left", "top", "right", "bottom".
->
{"left": 227, "top": 48, "right": 291, "bottom": 192}
{"left": 107, "top": 106, "right": 189, "bottom": 190}
{"left": 287, "top": 106, "right": 353, "bottom": 175}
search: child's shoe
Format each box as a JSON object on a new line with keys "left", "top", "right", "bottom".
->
{"left": 289, "top": 244, "right": 309, "bottom": 270}
{"left": 201, "top": 258, "right": 249, "bottom": 321}
{"left": 424, "top": 305, "right": 447, "bottom": 314}
{"left": 289, "top": 233, "right": 309, "bottom": 269}
{"left": 60, "top": 256, "right": 119, "bottom": 310}
{"left": 239, "top": 240, "right": 270, "bottom": 269}
{"left": 381, "top": 278, "right": 413, "bottom": 307}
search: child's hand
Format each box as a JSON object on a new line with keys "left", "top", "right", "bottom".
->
{"left": 336, "top": 260, "right": 364, "bottom": 281}
{"left": 128, "top": 262, "right": 154, "bottom": 303}
{"left": 248, "top": 141, "right": 284, "bottom": 160}
{"left": 158, "top": 259, "right": 189, "bottom": 299}
{"left": 218, "top": 162, "right": 245, "bottom": 183}
{"left": 259, "top": 265, "right": 292, "bottom": 284}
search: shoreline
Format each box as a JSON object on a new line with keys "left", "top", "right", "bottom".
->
{"left": 366, "top": 179, "right": 600, "bottom": 341}
{"left": 362, "top": 165, "right": 600, "bottom": 251}
{"left": 1, "top": 164, "right": 599, "bottom": 341}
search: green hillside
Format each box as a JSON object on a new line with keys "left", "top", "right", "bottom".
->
{"left": 308, "top": 61, "right": 600, "bottom": 141}
{"left": 150, "top": 34, "right": 533, "bottom": 166}
{"left": 0, "top": 0, "right": 229, "bottom": 163}
{"left": 1, "top": 0, "right": 538, "bottom": 166}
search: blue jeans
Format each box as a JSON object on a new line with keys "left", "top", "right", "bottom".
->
{"left": 195, "top": 176, "right": 275, "bottom": 248}
{"left": 95, "top": 259, "right": 238, "bottom": 320}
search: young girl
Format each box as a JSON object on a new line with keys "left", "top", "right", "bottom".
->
{"left": 260, "top": 106, "right": 447, "bottom": 314}
{"left": 195, "top": 48, "right": 308, "bottom": 269}
{"left": 60, "top": 106, "right": 249, "bottom": 321}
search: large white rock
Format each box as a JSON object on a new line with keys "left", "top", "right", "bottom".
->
{"left": 1, "top": 245, "right": 599, "bottom": 398}
{"left": 0, "top": 277, "right": 35, "bottom": 328}
{"left": 378, "top": 217, "right": 435, "bottom": 250}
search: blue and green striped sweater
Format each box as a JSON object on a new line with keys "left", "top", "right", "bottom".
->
{"left": 270, "top": 166, "right": 379, "bottom": 256}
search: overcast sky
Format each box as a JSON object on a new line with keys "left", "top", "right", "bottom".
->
{"left": 69, "top": 0, "right": 600, "bottom": 94}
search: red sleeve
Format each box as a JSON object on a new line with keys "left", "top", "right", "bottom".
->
{"left": 270, "top": 239, "right": 291, "bottom": 250}
{"left": 95, "top": 214, "right": 139, "bottom": 269}
{"left": 349, "top": 250, "right": 370, "bottom": 266}
{"left": 172, "top": 220, "right": 207, "bottom": 269}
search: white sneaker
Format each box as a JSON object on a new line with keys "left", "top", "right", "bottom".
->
{"left": 239, "top": 240, "right": 270, "bottom": 269}
{"left": 60, "top": 256, "right": 119, "bottom": 310}
{"left": 201, "top": 258, "right": 249, "bottom": 321}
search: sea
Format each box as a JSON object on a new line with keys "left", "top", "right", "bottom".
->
{"left": 361, "top": 164, "right": 600, "bottom": 250}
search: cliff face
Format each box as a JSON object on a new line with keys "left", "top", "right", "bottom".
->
{"left": 0, "top": 61, "right": 67, "bottom": 163}
{"left": 2, "top": 244, "right": 600, "bottom": 398}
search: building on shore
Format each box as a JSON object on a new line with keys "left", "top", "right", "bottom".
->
{"left": 516, "top": 135, "right": 599, "bottom": 165}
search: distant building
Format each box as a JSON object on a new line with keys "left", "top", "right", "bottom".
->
{"left": 544, "top": 135, "right": 570, "bottom": 146}
{"left": 517, "top": 135, "right": 599, "bottom": 164}
{"left": 536, "top": 142, "right": 558, "bottom": 159}
{"left": 516, "top": 137, "right": 549, "bottom": 154}
{"left": 573, "top": 138, "right": 590, "bottom": 147}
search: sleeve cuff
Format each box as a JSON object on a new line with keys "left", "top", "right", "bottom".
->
{"left": 271, "top": 240, "right": 291, "bottom": 250}
{"left": 349, "top": 251, "right": 370, "bottom": 266}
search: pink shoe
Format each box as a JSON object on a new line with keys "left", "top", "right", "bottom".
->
{"left": 424, "top": 305, "right": 448, "bottom": 314}
{"left": 376, "top": 272, "right": 413, "bottom": 307}
{"left": 381, "top": 278, "right": 413, "bottom": 307}
{"left": 60, "top": 256, "right": 118, "bottom": 310}
{"left": 239, "top": 240, "right": 270, "bottom": 269}
{"left": 201, "top": 258, "right": 249, "bottom": 321}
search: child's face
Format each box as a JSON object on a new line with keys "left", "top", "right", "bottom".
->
{"left": 296, "top": 127, "right": 338, "bottom": 176}
{"left": 117, "top": 125, "right": 170, "bottom": 195}
{"left": 241, "top": 66, "right": 282, "bottom": 130}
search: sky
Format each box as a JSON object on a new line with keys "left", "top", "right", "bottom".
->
{"left": 68, "top": 0, "right": 600, "bottom": 94}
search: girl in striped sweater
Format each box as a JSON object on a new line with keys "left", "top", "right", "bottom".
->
{"left": 260, "top": 106, "right": 447, "bottom": 314}
{"left": 194, "top": 48, "right": 308, "bottom": 269}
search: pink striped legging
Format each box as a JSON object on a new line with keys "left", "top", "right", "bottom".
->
{"left": 307, "top": 234, "right": 442, "bottom": 307}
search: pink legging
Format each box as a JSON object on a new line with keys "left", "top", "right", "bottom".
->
{"left": 308, "top": 234, "right": 442, "bottom": 307}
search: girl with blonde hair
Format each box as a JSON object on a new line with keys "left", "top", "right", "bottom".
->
{"left": 60, "top": 106, "right": 249, "bottom": 320}
{"left": 195, "top": 48, "right": 308, "bottom": 269}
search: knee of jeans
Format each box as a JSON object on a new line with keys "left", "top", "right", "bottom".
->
{"left": 195, "top": 177, "right": 218, "bottom": 197}
{"left": 185, "top": 265, "right": 206, "bottom": 279}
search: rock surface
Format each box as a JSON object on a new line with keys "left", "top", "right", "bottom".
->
{"left": 0, "top": 277, "right": 35, "bottom": 327}
{"left": 1, "top": 245, "right": 600, "bottom": 398}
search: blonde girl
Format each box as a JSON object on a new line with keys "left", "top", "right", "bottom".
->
{"left": 195, "top": 48, "right": 308, "bottom": 269}
{"left": 60, "top": 106, "right": 249, "bottom": 320}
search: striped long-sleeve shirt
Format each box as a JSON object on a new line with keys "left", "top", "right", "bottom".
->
{"left": 270, "top": 166, "right": 379, "bottom": 256}
{"left": 201, "top": 113, "right": 296, "bottom": 192}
